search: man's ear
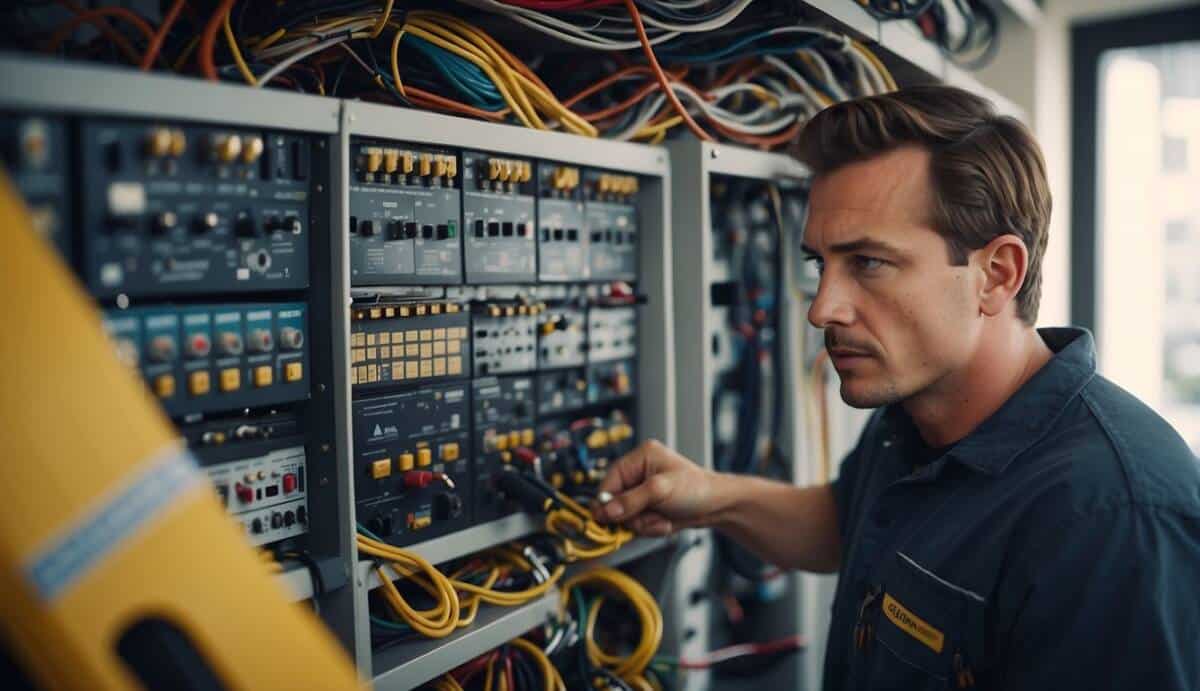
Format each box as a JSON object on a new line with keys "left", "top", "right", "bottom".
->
{"left": 975, "top": 234, "right": 1028, "bottom": 318}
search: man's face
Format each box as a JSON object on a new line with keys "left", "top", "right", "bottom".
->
{"left": 803, "top": 146, "right": 982, "bottom": 408}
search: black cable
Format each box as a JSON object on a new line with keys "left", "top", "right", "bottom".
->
{"left": 280, "top": 550, "right": 325, "bottom": 616}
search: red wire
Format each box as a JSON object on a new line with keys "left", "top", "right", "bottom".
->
{"left": 140, "top": 0, "right": 186, "bottom": 71}
{"left": 199, "top": 0, "right": 237, "bottom": 82}
{"left": 504, "top": 653, "right": 515, "bottom": 691}
{"left": 498, "top": 0, "right": 622, "bottom": 9}
{"left": 675, "top": 634, "right": 808, "bottom": 670}
{"left": 45, "top": 5, "right": 156, "bottom": 65}
{"left": 622, "top": 0, "right": 713, "bottom": 142}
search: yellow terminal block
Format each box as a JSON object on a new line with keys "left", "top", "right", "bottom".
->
{"left": 519, "top": 161, "right": 532, "bottom": 182}
{"left": 411, "top": 516, "right": 432, "bottom": 530}
{"left": 446, "top": 156, "right": 457, "bottom": 178}
{"left": 419, "top": 153, "right": 433, "bottom": 176}
{"left": 487, "top": 158, "right": 501, "bottom": 180}
{"left": 505, "top": 306, "right": 516, "bottom": 317}
{"left": 434, "top": 155, "right": 448, "bottom": 178}
{"left": 521, "top": 428, "right": 535, "bottom": 446}
{"left": 586, "top": 429, "right": 610, "bottom": 450}
{"left": 430, "top": 304, "right": 442, "bottom": 315}
{"left": 550, "top": 473, "right": 565, "bottom": 489}
{"left": 500, "top": 451, "right": 513, "bottom": 464}
{"left": 219, "top": 367, "right": 241, "bottom": 392}
{"left": 285, "top": 362, "right": 303, "bottom": 382}
{"left": 507, "top": 430, "right": 520, "bottom": 449}
{"left": 253, "top": 365, "right": 273, "bottom": 388}
{"left": 447, "top": 303, "right": 460, "bottom": 314}
{"left": 440, "top": 443, "right": 460, "bottom": 462}
{"left": 189, "top": 370, "right": 211, "bottom": 397}
{"left": 397, "top": 453, "right": 415, "bottom": 471}
{"left": 494, "top": 434, "right": 510, "bottom": 452}
{"left": 214, "top": 134, "right": 242, "bottom": 163}
{"left": 363, "top": 147, "right": 383, "bottom": 173}
{"left": 383, "top": 148, "right": 400, "bottom": 173}
{"left": 241, "top": 135, "right": 264, "bottom": 164}
{"left": 371, "top": 458, "right": 392, "bottom": 479}
{"left": 488, "top": 305, "right": 502, "bottom": 318}
{"left": 402, "top": 150, "right": 414, "bottom": 174}
{"left": 417, "top": 448, "right": 432, "bottom": 467}
{"left": 153, "top": 373, "right": 176, "bottom": 398}
{"left": 168, "top": 128, "right": 187, "bottom": 157}
{"left": 145, "top": 127, "right": 172, "bottom": 158}
{"left": 572, "top": 470, "right": 586, "bottom": 485}
{"left": 598, "top": 174, "right": 611, "bottom": 194}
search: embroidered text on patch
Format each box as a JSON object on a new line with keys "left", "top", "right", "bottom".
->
{"left": 882, "top": 593, "right": 945, "bottom": 653}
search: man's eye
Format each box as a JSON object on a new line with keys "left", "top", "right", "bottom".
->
{"left": 854, "top": 255, "right": 885, "bottom": 271}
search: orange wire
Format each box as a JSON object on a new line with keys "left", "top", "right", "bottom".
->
{"left": 622, "top": 0, "right": 712, "bottom": 142}
{"left": 140, "top": 0, "right": 187, "bottom": 71}
{"left": 407, "top": 88, "right": 511, "bottom": 122}
{"left": 45, "top": 6, "right": 156, "bottom": 64}
{"left": 199, "top": 0, "right": 237, "bottom": 82}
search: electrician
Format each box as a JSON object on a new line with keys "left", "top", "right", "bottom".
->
{"left": 595, "top": 85, "right": 1200, "bottom": 690}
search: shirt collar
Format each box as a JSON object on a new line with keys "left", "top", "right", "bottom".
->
{"left": 882, "top": 327, "right": 1097, "bottom": 476}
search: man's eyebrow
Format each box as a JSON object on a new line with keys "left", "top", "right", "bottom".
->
{"left": 801, "top": 238, "right": 905, "bottom": 256}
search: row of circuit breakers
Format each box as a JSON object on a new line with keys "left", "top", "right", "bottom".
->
{"left": 2, "top": 113, "right": 644, "bottom": 552}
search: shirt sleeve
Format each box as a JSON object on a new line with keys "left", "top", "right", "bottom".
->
{"left": 997, "top": 505, "right": 1200, "bottom": 690}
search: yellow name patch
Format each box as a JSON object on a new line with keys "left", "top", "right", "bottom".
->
{"left": 882, "top": 593, "right": 944, "bottom": 653}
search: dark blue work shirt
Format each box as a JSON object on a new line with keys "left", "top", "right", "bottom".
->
{"left": 823, "top": 328, "right": 1200, "bottom": 690}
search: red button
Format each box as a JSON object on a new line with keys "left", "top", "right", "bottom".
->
{"left": 235, "top": 482, "right": 253, "bottom": 504}
{"left": 403, "top": 471, "right": 433, "bottom": 489}
{"left": 188, "top": 333, "right": 212, "bottom": 358}
{"left": 282, "top": 473, "right": 297, "bottom": 494}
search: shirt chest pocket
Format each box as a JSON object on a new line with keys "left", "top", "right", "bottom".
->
{"left": 857, "top": 552, "right": 986, "bottom": 691}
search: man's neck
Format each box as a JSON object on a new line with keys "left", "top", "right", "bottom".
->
{"left": 903, "top": 325, "right": 1054, "bottom": 448}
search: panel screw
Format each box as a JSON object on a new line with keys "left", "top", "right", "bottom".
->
{"left": 710, "top": 149, "right": 719, "bottom": 159}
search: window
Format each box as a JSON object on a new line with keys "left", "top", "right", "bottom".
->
{"left": 1074, "top": 7, "right": 1200, "bottom": 454}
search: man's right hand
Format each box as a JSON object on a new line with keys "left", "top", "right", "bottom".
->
{"left": 592, "top": 439, "right": 719, "bottom": 536}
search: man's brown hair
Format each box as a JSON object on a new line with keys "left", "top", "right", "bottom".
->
{"left": 795, "top": 85, "right": 1052, "bottom": 325}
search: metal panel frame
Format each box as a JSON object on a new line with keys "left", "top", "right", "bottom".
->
{"left": 341, "top": 101, "right": 676, "bottom": 679}
{"left": 666, "top": 138, "right": 813, "bottom": 691}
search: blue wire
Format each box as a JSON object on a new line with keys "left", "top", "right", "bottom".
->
{"left": 406, "top": 35, "right": 505, "bottom": 109}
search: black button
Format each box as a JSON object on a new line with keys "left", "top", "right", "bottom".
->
{"left": 591, "top": 231, "right": 603, "bottom": 243}
{"left": 349, "top": 215, "right": 358, "bottom": 235}
{"left": 235, "top": 210, "right": 256, "bottom": 237}
{"left": 517, "top": 222, "right": 529, "bottom": 237}
{"left": 474, "top": 219, "right": 485, "bottom": 237}
{"left": 404, "top": 221, "right": 418, "bottom": 239}
{"left": 488, "top": 221, "right": 500, "bottom": 237}
{"left": 614, "top": 232, "right": 623, "bottom": 245}
{"left": 422, "top": 224, "right": 434, "bottom": 239}
{"left": 437, "top": 224, "right": 450, "bottom": 239}
{"left": 387, "top": 221, "right": 404, "bottom": 240}
{"left": 605, "top": 230, "right": 614, "bottom": 243}
{"left": 567, "top": 228, "right": 578, "bottom": 242}
{"left": 291, "top": 139, "right": 308, "bottom": 180}
{"left": 541, "top": 228, "right": 550, "bottom": 242}
{"left": 627, "top": 232, "right": 637, "bottom": 244}
{"left": 502, "top": 222, "right": 514, "bottom": 237}
{"left": 359, "top": 219, "right": 375, "bottom": 237}
{"left": 553, "top": 229, "right": 564, "bottom": 241}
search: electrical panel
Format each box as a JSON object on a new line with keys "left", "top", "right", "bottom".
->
{"left": 352, "top": 384, "right": 472, "bottom": 546}
{"left": 462, "top": 151, "right": 537, "bottom": 283}
{"left": 80, "top": 121, "right": 311, "bottom": 298}
{"left": 0, "top": 107, "right": 337, "bottom": 574}
{"left": 348, "top": 139, "right": 462, "bottom": 285}
{"left": 346, "top": 130, "right": 653, "bottom": 555}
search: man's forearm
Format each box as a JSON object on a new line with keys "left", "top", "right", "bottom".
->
{"left": 706, "top": 474, "right": 842, "bottom": 573}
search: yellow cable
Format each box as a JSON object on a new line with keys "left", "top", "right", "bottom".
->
{"left": 485, "top": 655, "right": 496, "bottom": 691}
{"left": 562, "top": 568, "right": 662, "bottom": 683}
{"left": 223, "top": 9, "right": 258, "bottom": 86}
{"left": 358, "top": 534, "right": 461, "bottom": 638}
{"left": 252, "top": 27, "right": 287, "bottom": 51}
{"left": 389, "top": 25, "right": 408, "bottom": 98}
{"left": 369, "top": 0, "right": 394, "bottom": 39}
{"left": 511, "top": 637, "right": 566, "bottom": 691}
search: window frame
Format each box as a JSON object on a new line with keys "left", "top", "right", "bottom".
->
{"left": 1069, "top": 4, "right": 1200, "bottom": 333}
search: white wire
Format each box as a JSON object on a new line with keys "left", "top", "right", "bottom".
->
{"left": 255, "top": 18, "right": 376, "bottom": 61}
{"left": 797, "top": 49, "right": 850, "bottom": 102}
{"left": 638, "top": 0, "right": 755, "bottom": 32}
{"left": 257, "top": 34, "right": 351, "bottom": 88}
